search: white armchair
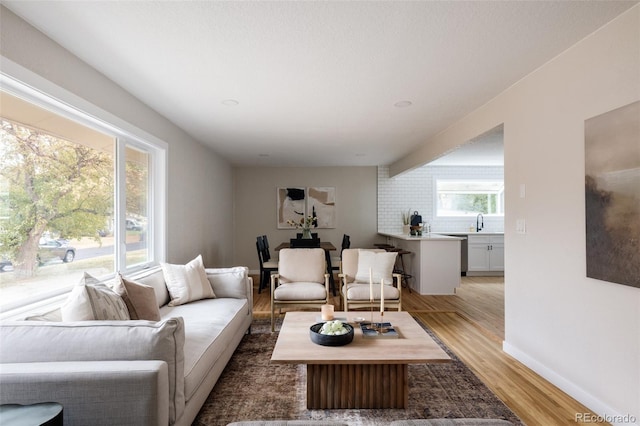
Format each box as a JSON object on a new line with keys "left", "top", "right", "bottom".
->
{"left": 339, "top": 248, "right": 402, "bottom": 312}
{"left": 270, "top": 248, "right": 330, "bottom": 332}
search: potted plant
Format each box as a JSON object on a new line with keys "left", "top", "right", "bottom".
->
{"left": 287, "top": 215, "right": 317, "bottom": 239}
{"left": 401, "top": 210, "right": 411, "bottom": 235}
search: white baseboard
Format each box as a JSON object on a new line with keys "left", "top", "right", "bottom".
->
{"left": 503, "top": 341, "right": 638, "bottom": 426}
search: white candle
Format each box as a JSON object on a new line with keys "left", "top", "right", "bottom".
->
{"left": 369, "top": 268, "right": 373, "bottom": 302}
{"left": 321, "top": 304, "right": 334, "bottom": 321}
{"left": 380, "top": 278, "right": 385, "bottom": 312}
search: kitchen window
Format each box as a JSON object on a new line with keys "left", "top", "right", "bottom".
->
{"left": 0, "top": 80, "right": 166, "bottom": 312}
{"left": 436, "top": 179, "right": 504, "bottom": 217}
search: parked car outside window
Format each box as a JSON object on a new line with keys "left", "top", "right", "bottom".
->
{"left": 0, "top": 257, "right": 12, "bottom": 272}
{"left": 126, "top": 218, "right": 142, "bottom": 231}
{"left": 37, "top": 239, "right": 76, "bottom": 264}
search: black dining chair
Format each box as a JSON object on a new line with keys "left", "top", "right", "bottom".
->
{"left": 262, "top": 235, "right": 272, "bottom": 259}
{"left": 331, "top": 234, "right": 351, "bottom": 274}
{"left": 256, "top": 236, "right": 278, "bottom": 293}
{"left": 289, "top": 238, "right": 321, "bottom": 248}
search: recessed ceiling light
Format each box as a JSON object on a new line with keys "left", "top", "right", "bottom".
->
{"left": 394, "top": 100, "right": 412, "bottom": 108}
{"left": 222, "top": 99, "right": 239, "bottom": 106}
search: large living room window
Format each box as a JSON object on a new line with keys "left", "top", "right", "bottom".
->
{"left": 0, "top": 83, "right": 166, "bottom": 312}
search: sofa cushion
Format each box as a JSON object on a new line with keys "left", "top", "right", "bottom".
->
{"left": 277, "top": 248, "right": 325, "bottom": 284}
{"left": 344, "top": 282, "right": 400, "bottom": 301}
{"left": 161, "top": 255, "right": 216, "bottom": 306}
{"left": 354, "top": 249, "right": 397, "bottom": 284}
{"left": 60, "top": 273, "right": 130, "bottom": 321}
{"left": 274, "top": 283, "right": 328, "bottom": 301}
{"left": 113, "top": 274, "right": 161, "bottom": 321}
{"left": 0, "top": 317, "right": 185, "bottom": 424}
{"left": 159, "top": 298, "right": 249, "bottom": 401}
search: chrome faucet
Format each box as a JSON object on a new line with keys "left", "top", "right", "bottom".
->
{"left": 476, "top": 213, "right": 484, "bottom": 232}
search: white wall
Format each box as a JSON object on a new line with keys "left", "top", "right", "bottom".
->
{"left": 233, "top": 166, "right": 377, "bottom": 272}
{"left": 378, "top": 165, "right": 504, "bottom": 234}
{"left": 390, "top": 6, "right": 640, "bottom": 423}
{"left": 0, "top": 6, "right": 235, "bottom": 267}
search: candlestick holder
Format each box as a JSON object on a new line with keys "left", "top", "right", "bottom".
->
{"left": 369, "top": 300, "right": 376, "bottom": 331}
{"left": 368, "top": 303, "right": 388, "bottom": 334}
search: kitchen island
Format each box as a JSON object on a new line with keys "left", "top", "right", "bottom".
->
{"left": 378, "top": 232, "right": 463, "bottom": 295}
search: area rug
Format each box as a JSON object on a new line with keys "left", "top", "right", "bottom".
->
{"left": 193, "top": 318, "right": 523, "bottom": 426}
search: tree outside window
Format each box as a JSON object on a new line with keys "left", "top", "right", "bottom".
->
{"left": 0, "top": 119, "right": 114, "bottom": 279}
{"left": 0, "top": 88, "right": 159, "bottom": 310}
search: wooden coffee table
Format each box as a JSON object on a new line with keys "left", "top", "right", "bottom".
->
{"left": 270, "top": 311, "right": 450, "bottom": 409}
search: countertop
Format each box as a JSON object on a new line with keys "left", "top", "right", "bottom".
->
{"left": 435, "top": 231, "right": 504, "bottom": 236}
{"left": 378, "top": 232, "right": 464, "bottom": 241}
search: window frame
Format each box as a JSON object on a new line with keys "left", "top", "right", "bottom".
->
{"left": 0, "top": 69, "right": 167, "bottom": 313}
{"left": 434, "top": 178, "right": 505, "bottom": 218}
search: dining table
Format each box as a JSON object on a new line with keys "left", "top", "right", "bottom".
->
{"left": 274, "top": 241, "right": 337, "bottom": 295}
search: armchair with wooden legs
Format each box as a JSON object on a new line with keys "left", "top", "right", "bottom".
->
{"left": 270, "top": 248, "right": 330, "bottom": 332}
{"left": 339, "top": 248, "right": 402, "bottom": 312}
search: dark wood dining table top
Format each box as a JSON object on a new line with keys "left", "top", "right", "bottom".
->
{"left": 274, "top": 241, "right": 336, "bottom": 251}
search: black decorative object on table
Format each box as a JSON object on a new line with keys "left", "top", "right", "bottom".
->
{"left": 309, "top": 322, "right": 354, "bottom": 346}
{"left": 0, "top": 402, "right": 63, "bottom": 426}
{"left": 410, "top": 210, "right": 422, "bottom": 226}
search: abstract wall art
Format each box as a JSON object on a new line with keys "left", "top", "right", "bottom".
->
{"left": 307, "top": 187, "right": 336, "bottom": 229}
{"left": 276, "top": 187, "right": 336, "bottom": 229}
{"left": 277, "top": 187, "right": 306, "bottom": 229}
{"left": 584, "top": 100, "right": 640, "bottom": 288}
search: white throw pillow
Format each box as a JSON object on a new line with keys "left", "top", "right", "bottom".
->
{"left": 61, "top": 273, "right": 130, "bottom": 321}
{"left": 354, "top": 250, "right": 397, "bottom": 284}
{"left": 161, "top": 254, "right": 215, "bottom": 306}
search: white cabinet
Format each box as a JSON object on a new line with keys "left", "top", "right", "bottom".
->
{"left": 467, "top": 234, "right": 504, "bottom": 275}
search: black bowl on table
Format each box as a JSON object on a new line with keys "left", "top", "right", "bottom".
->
{"left": 309, "top": 322, "right": 355, "bottom": 346}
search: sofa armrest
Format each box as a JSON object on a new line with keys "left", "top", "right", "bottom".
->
{"left": 0, "top": 317, "right": 185, "bottom": 424}
{"left": 0, "top": 360, "right": 169, "bottom": 426}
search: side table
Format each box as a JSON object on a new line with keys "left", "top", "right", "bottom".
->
{"left": 0, "top": 402, "right": 63, "bottom": 426}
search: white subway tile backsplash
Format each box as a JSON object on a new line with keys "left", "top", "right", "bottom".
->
{"left": 378, "top": 165, "right": 504, "bottom": 233}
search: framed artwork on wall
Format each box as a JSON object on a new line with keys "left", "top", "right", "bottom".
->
{"left": 307, "top": 187, "right": 336, "bottom": 229}
{"left": 584, "top": 100, "right": 640, "bottom": 288}
{"left": 277, "top": 187, "right": 306, "bottom": 229}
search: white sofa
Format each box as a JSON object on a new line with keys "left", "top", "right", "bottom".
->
{"left": 0, "top": 266, "right": 253, "bottom": 426}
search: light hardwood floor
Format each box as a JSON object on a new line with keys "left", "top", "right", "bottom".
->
{"left": 252, "top": 275, "right": 607, "bottom": 426}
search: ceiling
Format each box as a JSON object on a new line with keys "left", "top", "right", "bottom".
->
{"left": 3, "top": 1, "right": 637, "bottom": 168}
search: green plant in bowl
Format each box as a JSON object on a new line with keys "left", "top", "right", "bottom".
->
{"left": 309, "top": 321, "right": 354, "bottom": 346}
